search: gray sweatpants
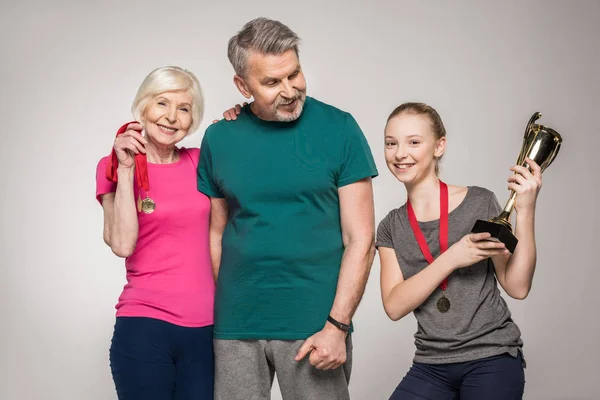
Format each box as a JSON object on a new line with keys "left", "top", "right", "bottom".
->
{"left": 214, "top": 336, "right": 353, "bottom": 400}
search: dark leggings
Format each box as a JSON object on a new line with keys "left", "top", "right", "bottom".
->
{"left": 389, "top": 353, "right": 525, "bottom": 400}
{"left": 109, "top": 317, "right": 214, "bottom": 400}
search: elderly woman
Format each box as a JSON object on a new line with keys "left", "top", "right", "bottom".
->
{"left": 95, "top": 66, "right": 214, "bottom": 399}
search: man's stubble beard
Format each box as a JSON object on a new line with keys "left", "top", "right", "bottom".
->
{"left": 272, "top": 91, "right": 306, "bottom": 122}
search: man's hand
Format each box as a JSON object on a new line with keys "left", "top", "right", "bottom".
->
{"left": 295, "top": 322, "right": 347, "bottom": 370}
{"left": 212, "top": 102, "right": 248, "bottom": 123}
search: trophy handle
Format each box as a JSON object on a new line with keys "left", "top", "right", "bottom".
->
{"left": 516, "top": 112, "right": 542, "bottom": 166}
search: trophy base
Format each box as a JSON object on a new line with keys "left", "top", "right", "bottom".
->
{"left": 471, "top": 219, "right": 518, "bottom": 253}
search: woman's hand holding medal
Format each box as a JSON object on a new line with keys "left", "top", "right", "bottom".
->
{"left": 113, "top": 122, "right": 147, "bottom": 169}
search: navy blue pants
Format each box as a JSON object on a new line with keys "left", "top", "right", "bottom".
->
{"left": 109, "top": 317, "right": 214, "bottom": 400}
{"left": 389, "top": 353, "right": 525, "bottom": 400}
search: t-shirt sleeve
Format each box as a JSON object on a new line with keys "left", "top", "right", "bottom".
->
{"left": 184, "top": 147, "right": 201, "bottom": 168}
{"left": 487, "top": 190, "right": 503, "bottom": 220}
{"left": 96, "top": 156, "right": 117, "bottom": 205}
{"left": 337, "top": 113, "right": 379, "bottom": 187}
{"left": 376, "top": 213, "right": 394, "bottom": 249}
{"left": 197, "top": 133, "right": 224, "bottom": 198}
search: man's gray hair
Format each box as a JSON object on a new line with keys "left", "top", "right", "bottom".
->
{"left": 228, "top": 17, "right": 300, "bottom": 77}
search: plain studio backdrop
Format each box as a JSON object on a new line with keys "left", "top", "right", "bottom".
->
{"left": 1, "top": 1, "right": 599, "bottom": 399}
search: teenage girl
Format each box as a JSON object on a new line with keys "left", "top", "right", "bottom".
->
{"left": 377, "top": 103, "right": 542, "bottom": 400}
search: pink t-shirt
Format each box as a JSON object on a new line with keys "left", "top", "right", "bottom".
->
{"left": 96, "top": 147, "right": 214, "bottom": 327}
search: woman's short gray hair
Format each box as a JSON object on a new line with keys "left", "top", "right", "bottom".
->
{"left": 132, "top": 66, "right": 204, "bottom": 134}
{"left": 228, "top": 17, "right": 301, "bottom": 77}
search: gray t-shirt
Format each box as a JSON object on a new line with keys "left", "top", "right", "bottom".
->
{"left": 376, "top": 186, "right": 523, "bottom": 364}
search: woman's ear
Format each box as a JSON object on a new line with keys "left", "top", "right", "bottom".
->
{"left": 435, "top": 136, "right": 446, "bottom": 159}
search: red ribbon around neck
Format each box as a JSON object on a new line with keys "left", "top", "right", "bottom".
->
{"left": 105, "top": 121, "right": 149, "bottom": 193}
{"left": 406, "top": 180, "right": 449, "bottom": 291}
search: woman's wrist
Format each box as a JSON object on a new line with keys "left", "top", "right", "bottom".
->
{"left": 117, "top": 165, "right": 135, "bottom": 180}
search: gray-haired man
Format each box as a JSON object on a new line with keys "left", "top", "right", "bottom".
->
{"left": 197, "top": 17, "right": 378, "bottom": 399}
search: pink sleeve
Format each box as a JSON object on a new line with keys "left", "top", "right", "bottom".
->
{"left": 96, "top": 156, "right": 117, "bottom": 205}
{"left": 183, "top": 147, "right": 201, "bottom": 168}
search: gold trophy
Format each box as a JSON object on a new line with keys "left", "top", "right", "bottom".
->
{"left": 471, "top": 112, "right": 562, "bottom": 253}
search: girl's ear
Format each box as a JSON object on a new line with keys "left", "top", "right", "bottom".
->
{"left": 435, "top": 136, "right": 446, "bottom": 159}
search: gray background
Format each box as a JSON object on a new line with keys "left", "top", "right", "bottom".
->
{"left": 1, "top": 1, "right": 598, "bottom": 399}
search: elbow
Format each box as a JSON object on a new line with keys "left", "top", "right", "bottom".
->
{"left": 509, "top": 291, "right": 530, "bottom": 301}
{"left": 109, "top": 241, "right": 136, "bottom": 258}
{"left": 103, "top": 227, "right": 111, "bottom": 248}
{"left": 366, "top": 240, "right": 376, "bottom": 269}
{"left": 507, "top": 286, "right": 531, "bottom": 300}
{"left": 382, "top": 300, "right": 406, "bottom": 322}
{"left": 111, "top": 245, "right": 135, "bottom": 258}
{"left": 386, "top": 310, "right": 402, "bottom": 322}
{"left": 344, "top": 233, "right": 375, "bottom": 253}
{"left": 103, "top": 232, "right": 135, "bottom": 258}
{"left": 359, "top": 235, "right": 376, "bottom": 262}
{"left": 384, "top": 307, "right": 405, "bottom": 322}
{"left": 368, "top": 239, "right": 376, "bottom": 260}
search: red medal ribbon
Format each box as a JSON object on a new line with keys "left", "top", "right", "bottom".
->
{"left": 406, "top": 180, "right": 449, "bottom": 291}
{"left": 105, "top": 121, "right": 149, "bottom": 193}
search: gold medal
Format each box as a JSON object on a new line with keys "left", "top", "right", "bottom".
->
{"left": 141, "top": 196, "right": 156, "bottom": 214}
{"left": 137, "top": 194, "right": 142, "bottom": 213}
{"left": 437, "top": 296, "right": 450, "bottom": 313}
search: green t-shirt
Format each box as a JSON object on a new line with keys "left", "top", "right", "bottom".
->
{"left": 197, "top": 97, "right": 378, "bottom": 340}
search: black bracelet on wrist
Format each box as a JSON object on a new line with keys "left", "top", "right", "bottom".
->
{"left": 327, "top": 315, "right": 350, "bottom": 332}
